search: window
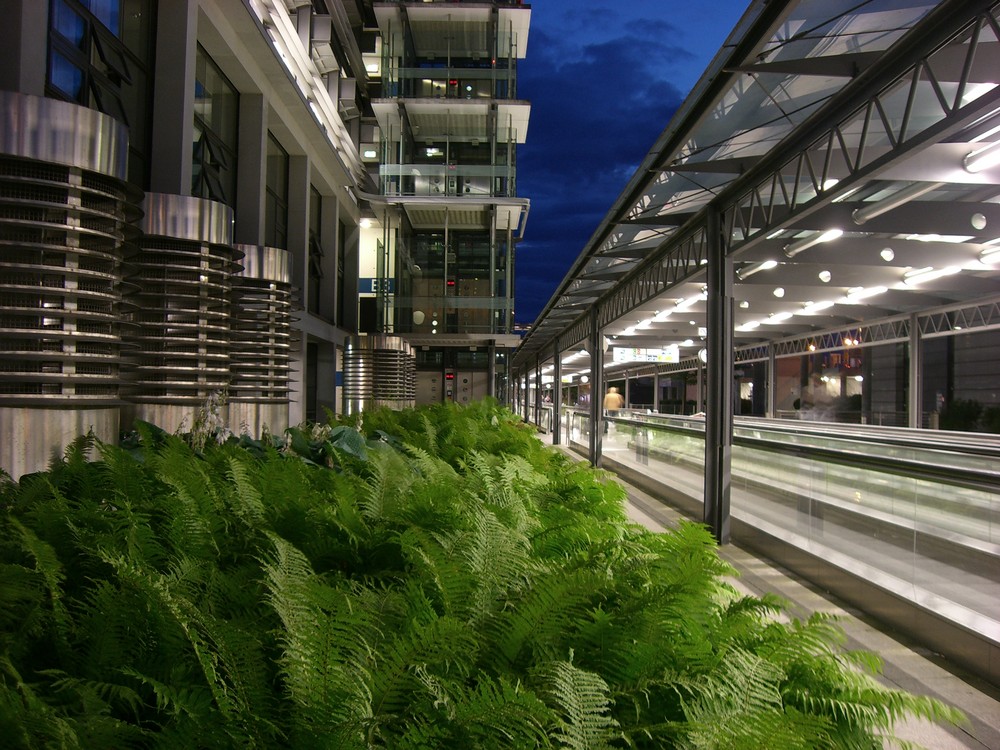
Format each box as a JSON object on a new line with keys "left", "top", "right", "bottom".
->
{"left": 264, "top": 133, "right": 288, "bottom": 249}
{"left": 192, "top": 45, "right": 238, "bottom": 206}
{"left": 46, "top": 0, "right": 156, "bottom": 188}
{"left": 337, "top": 220, "right": 347, "bottom": 326}
{"left": 308, "top": 186, "right": 323, "bottom": 315}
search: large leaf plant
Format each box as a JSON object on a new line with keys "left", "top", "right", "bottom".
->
{"left": 0, "top": 399, "right": 964, "bottom": 748}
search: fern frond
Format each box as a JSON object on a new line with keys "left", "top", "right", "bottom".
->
{"left": 366, "top": 615, "right": 477, "bottom": 721}
{"left": 447, "top": 675, "right": 552, "bottom": 748}
{"left": 489, "top": 568, "right": 603, "bottom": 668}
{"left": 532, "top": 658, "right": 619, "bottom": 749}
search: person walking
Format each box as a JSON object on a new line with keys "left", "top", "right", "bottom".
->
{"left": 603, "top": 386, "right": 624, "bottom": 433}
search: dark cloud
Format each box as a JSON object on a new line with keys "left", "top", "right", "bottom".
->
{"left": 514, "top": 20, "right": 692, "bottom": 324}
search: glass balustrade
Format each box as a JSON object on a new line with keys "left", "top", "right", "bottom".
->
{"left": 549, "top": 408, "right": 1000, "bottom": 643}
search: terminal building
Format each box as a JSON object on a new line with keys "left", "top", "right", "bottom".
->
{"left": 0, "top": 0, "right": 531, "bottom": 478}
{"left": 511, "top": 0, "right": 1000, "bottom": 689}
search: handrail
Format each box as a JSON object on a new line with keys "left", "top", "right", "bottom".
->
{"left": 606, "top": 414, "right": 1000, "bottom": 496}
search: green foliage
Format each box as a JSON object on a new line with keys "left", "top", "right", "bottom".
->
{"left": 0, "top": 398, "right": 964, "bottom": 748}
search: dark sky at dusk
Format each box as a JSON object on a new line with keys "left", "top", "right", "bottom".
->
{"left": 514, "top": 0, "right": 750, "bottom": 325}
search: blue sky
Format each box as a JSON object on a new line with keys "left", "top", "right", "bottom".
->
{"left": 514, "top": 0, "right": 751, "bottom": 324}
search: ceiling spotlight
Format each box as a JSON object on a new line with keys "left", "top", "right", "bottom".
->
{"left": 980, "top": 244, "right": 1000, "bottom": 264}
{"left": 903, "top": 266, "right": 961, "bottom": 285}
{"left": 773, "top": 287, "right": 785, "bottom": 298}
{"left": 963, "top": 141, "right": 1000, "bottom": 173}
{"left": 971, "top": 213, "right": 988, "bottom": 230}
{"left": 844, "top": 286, "right": 887, "bottom": 302}
{"left": 736, "top": 259, "right": 778, "bottom": 280}
{"left": 818, "top": 270, "right": 832, "bottom": 283}
{"left": 674, "top": 294, "right": 704, "bottom": 311}
{"left": 739, "top": 300, "right": 750, "bottom": 309}
{"left": 764, "top": 311, "right": 794, "bottom": 324}
{"left": 880, "top": 248, "right": 895, "bottom": 261}
{"left": 852, "top": 181, "right": 944, "bottom": 225}
{"left": 736, "top": 320, "right": 761, "bottom": 331}
{"left": 784, "top": 229, "right": 843, "bottom": 258}
{"left": 802, "top": 300, "right": 835, "bottom": 314}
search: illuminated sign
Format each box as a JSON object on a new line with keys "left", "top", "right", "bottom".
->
{"left": 612, "top": 345, "right": 680, "bottom": 364}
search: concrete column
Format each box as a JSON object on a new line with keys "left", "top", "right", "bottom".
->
{"left": 704, "top": 207, "right": 733, "bottom": 545}
{"left": 234, "top": 94, "right": 268, "bottom": 244}
{"left": 653, "top": 371, "right": 660, "bottom": 413}
{"left": 322, "top": 194, "right": 340, "bottom": 324}
{"left": 0, "top": 1, "right": 47, "bottom": 95}
{"left": 150, "top": 0, "right": 197, "bottom": 195}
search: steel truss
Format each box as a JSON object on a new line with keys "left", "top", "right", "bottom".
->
{"left": 514, "top": 0, "right": 1000, "bottom": 374}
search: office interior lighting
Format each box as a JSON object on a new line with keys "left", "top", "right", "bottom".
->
{"left": 784, "top": 228, "right": 843, "bottom": 258}
{"left": 851, "top": 181, "right": 944, "bottom": 225}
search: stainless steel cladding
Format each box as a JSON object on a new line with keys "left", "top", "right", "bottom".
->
{"left": 343, "top": 335, "right": 416, "bottom": 414}
{"left": 229, "top": 245, "right": 293, "bottom": 435}
{"left": 122, "top": 194, "right": 239, "bottom": 435}
{"left": 140, "top": 192, "right": 232, "bottom": 246}
{"left": 0, "top": 91, "right": 129, "bottom": 180}
{"left": 0, "top": 92, "right": 134, "bottom": 479}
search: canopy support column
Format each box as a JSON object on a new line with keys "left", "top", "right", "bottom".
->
{"left": 704, "top": 207, "right": 733, "bottom": 545}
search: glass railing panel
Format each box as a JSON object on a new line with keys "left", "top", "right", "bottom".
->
{"left": 605, "top": 416, "right": 706, "bottom": 500}
{"left": 729, "top": 440, "right": 998, "bottom": 640}
{"left": 586, "top": 413, "right": 999, "bottom": 641}
{"left": 379, "top": 164, "right": 512, "bottom": 197}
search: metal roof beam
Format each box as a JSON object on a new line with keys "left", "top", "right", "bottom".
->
{"left": 727, "top": 50, "right": 882, "bottom": 79}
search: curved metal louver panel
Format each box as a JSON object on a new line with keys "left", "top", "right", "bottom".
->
{"left": 123, "top": 193, "right": 238, "bottom": 433}
{"left": 230, "top": 245, "right": 293, "bottom": 434}
{"left": 343, "top": 335, "right": 416, "bottom": 414}
{"left": 0, "top": 92, "right": 135, "bottom": 478}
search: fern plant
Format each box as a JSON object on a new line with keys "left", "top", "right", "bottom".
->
{"left": 0, "top": 398, "right": 965, "bottom": 748}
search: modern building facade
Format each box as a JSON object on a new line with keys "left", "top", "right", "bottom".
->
{"left": 0, "top": 0, "right": 529, "bottom": 478}
{"left": 360, "top": 1, "right": 530, "bottom": 406}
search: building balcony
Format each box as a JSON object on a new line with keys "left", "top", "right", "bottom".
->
{"left": 380, "top": 163, "right": 515, "bottom": 197}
